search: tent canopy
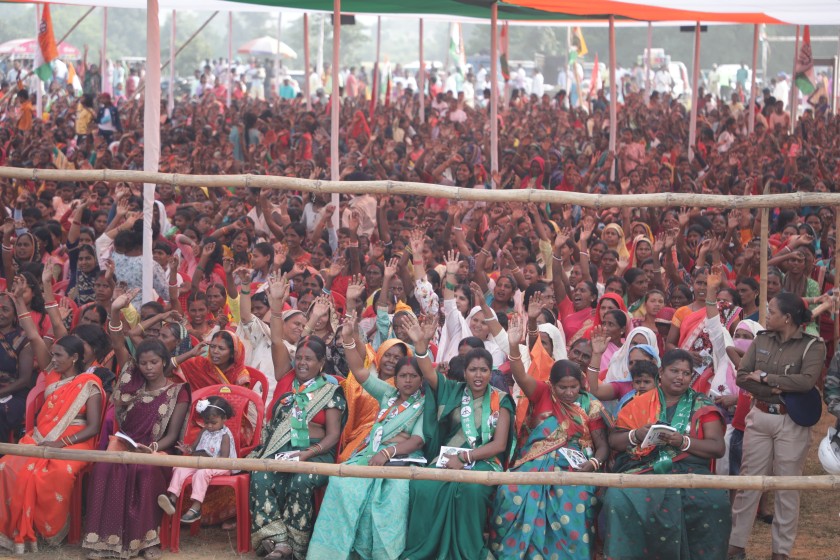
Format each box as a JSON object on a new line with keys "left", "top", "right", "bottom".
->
{"left": 0, "top": 38, "right": 81, "bottom": 58}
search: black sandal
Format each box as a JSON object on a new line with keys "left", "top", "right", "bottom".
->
{"left": 180, "top": 507, "right": 201, "bottom": 524}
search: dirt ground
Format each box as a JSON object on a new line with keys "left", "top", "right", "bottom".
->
{"left": 23, "top": 412, "right": 840, "bottom": 560}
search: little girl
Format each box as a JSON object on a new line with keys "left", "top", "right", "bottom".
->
{"left": 158, "top": 396, "right": 236, "bottom": 523}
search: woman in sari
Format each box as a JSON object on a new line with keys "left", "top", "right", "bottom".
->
{"left": 556, "top": 280, "right": 598, "bottom": 344}
{"left": 401, "top": 314, "right": 515, "bottom": 560}
{"left": 250, "top": 275, "right": 346, "bottom": 559}
{"left": 603, "top": 349, "right": 730, "bottom": 560}
{"left": 569, "top": 292, "right": 627, "bottom": 347}
{"left": 1, "top": 277, "right": 104, "bottom": 554}
{"left": 587, "top": 324, "right": 660, "bottom": 406}
{"left": 665, "top": 267, "right": 708, "bottom": 352}
{"left": 0, "top": 292, "right": 33, "bottom": 443}
{"left": 602, "top": 223, "right": 630, "bottom": 262}
{"left": 83, "top": 289, "right": 190, "bottom": 560}
{"left": 309, "top": 311, "right": 426, "bottom": 560}
{"left": 491, "top": 315, "right": 610, "bottom": 559}
{"left": 339, "top": 336, "right": 412, "bottom": 463}
{"left": 176, "top": 330, "right": 250, "bottom": 388}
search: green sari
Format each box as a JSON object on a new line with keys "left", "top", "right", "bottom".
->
{"left": 308, "top": 375, "right": 426, "bottom": 560}
{"left": 249, "top": 374, "right": 346, "bottom": 558}
{"left": 602, "top": 388, "right": 731, "bottom": 560}
{"left": 401, "top": 373, "right": 515, "bottom": 560}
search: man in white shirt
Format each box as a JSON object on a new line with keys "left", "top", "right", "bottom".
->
{"left": 532, "top": 67, "right": 544, "bottom": 97}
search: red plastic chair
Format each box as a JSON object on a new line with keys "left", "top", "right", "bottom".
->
{"left": 245, "top": 366, "right": 269, "bottom": 406}
{"left": 24, "top": 372, "right": 47, "bottom": 433}
{"left": 170, "top": 384, "right": 264, "bottom": 553}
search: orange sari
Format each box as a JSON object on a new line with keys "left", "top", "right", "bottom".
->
{"left": 178, "top": 333, "right": 250, "bottom": 389}
{"left": 0, "top": 372, "right": 103, "bottom": 551}
{"left": 337, "top": 339, "right": 411, "bottom": 462}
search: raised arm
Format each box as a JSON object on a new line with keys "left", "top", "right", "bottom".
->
{"left": 10, "top": 275, "right": 50, "bottom": 371}
{"left": 340, "top": 310, "right": 369, "bottom": 382}
{"left": 267, "top": 274, "right": 293, "bottom": 377}
{"left": 403, "top": 312, "right": 439, "bottom": 391}
{"left": 587, "top": 326, "right": 618, "bottom": 402}
{"left": 41, "top": 261, "right": 68, "bottom": 339}
{"left": 108, "top": 288, "right": 142, "bottom": 370}
{"left": 507, "top": 314, "right": 538, "bottom": 397}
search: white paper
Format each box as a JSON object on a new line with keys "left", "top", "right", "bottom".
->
{"left": 115, "top": 431, "right": 139, "bottom": 449}
{"left": 436, "top": 446, "right": 474, "bottom": 469}
{"left": 274, "top": 452, "right": 300, "bottom": 461}
{"left": 640, "top": 424, "right": 678, "bottom": 449}
{"left": 558, "top": 447, "right": 589, "bottom": 470}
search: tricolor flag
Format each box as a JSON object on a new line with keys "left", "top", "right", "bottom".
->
{"left": 569, "top": 26, "right": 588, "bottom": 64}
{"left": 448, "top": 22, "right": 466, "bottom": 76}
{"left": 500, "top": 23, "right": 510, "bottom": 81}
{"left": 588, "top": 53, "right": 600, "bottom": 99}
{"left": 67, "top": 62, "right": 83, "bottom": 96}
{"left": 34, "top": 4, "right": 59, "bottom": 82}
{"left": 794, "top": 26, "right": 816, "bottom": 95}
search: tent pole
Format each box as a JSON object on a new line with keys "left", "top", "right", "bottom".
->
{"left": 304, "top": 13, "right": 311, "bottom": 110}
{"left": 688, "top": 21, "right": 701, "bottom": 162}
{"left": 226, "top": 12, "right": 232, "bottom": 108}
{"left": 790, "top": 25, "right": 799, "bottom": 134}
{"left": 372, "top": 15, "right": 381, "bottom": 112}
{"left": 57, "top": 7, "right": 96, "bottom": 45}
{"left": 143, "top": 0, "right": 161, "bottom": 304}
{"left": 317, "top": 14, "right": 325, "bottom": 76}
{"left": 275, "top": 12, "right": 282, "bottom": 93}
{"left": 331, "top": 0, "right": 340, "bottom": 230}
{"left": 645, "top": 22, "right": 652, "bottom": 104}
{"left": 748, "top": 23, "right": 758, "bottom": 134}
{"left": 608, "top": 16, "right": 617, "bottom": 181}
{"left": 168, "top": 10, "right": 175, "bottom": 118}
{"left": 490, "top": 2, "right": 499, "bottom": 175}
{"left": 418, "top": 18, "right": 425, "bottom": 124}
{"left": 35, "top": 5, "right": 42, "bottom": 117}
{"left": 101, "top": 7, "right": 108, "bottom": 96}
{"left": 159, "top": 12, "right": 218, "bottom": 73}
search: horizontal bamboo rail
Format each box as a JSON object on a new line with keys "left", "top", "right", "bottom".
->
{"left": 1, "top": 443, "right": 838, "bottom": 490}
{"left": 1, "top": 166, "right": 838, "bottom": 209}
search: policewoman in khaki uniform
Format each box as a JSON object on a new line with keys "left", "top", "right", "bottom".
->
{"left": 728, "top": 293, "right": 826, "bottom": 560}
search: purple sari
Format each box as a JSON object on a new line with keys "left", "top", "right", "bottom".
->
{"left": 82, "top": 363, "right": 189, "bottom": 558}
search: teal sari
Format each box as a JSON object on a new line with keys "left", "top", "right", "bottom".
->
{"left": 491, "top": 388, "right": 610, "bottom": 559}
{"left": 308, "top": 376, "right": 426, "bottom": 560}
{"left": 401, "top": 373, "right": 515, "bottom": 560}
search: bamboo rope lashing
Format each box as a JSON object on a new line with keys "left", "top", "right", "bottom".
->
{"left": 3, "top": 166, "right": 840, "bottom": 209}
{"left": 0, "top": 443, "right": 838, "bottom": 491}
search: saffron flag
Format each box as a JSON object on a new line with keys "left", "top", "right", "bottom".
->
{"left": 500, "top": 23, "right": 510, "bottom": 81}
{"left": 794, "top": 26, "right": 816, "bottom": 95}
{"left": 34, "top": 4, "right": 59, "bottom": 82}
{"left": 588, "top": 53, "right": 600, "bottom": 99}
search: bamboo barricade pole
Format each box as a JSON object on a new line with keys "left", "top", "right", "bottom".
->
{"left": 759, "top": 207, "right": 769, "bottom": 325}
{"left": 0, "top": 443, "right": 838, "bottom": 491}
{"left": 5, "top": 167, "right": 840, "bottom": 210}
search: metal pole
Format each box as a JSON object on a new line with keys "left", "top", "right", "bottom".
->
{"left": 608, "top": 16, "right": 617, "bottom": 181}
{"left": 226, "top": 12, "right": 233, "bottom": 108}
{"left": 101, "top": 7, "right": 108, "bottom": 96}
{"left": 418, "top": 18, "right": 425, "bottom": 124}
{"left": 168, "top": 10, "right": 175, "bottom": 118}
{"left": 317, "top": 14, "right": 325, "bottom": 76}
{"left": 790, "top": 25, "right": 799, "bottom": 133}
{"left": 57, "top": 7, "right": 96, "bottom": 45}
{"left": 35, "top": 5, "right": 41, "bottom": 117}
{"left": 688, "top": 22, "right": 701, "bottom": 161}
{"left": 330, "top": 0, "right": 340, "bottom": 230}
{"left": 275, "top": 12, "right": 282, "bottom": 94}
{"left": 143, "top": 0, "right": 161, "bottom": 304}
{"left": 304, "top": 13, "right": 311, "bottom": 110}
{"left": 372, "top": 15, "right": 381, "bottom": 111}
{"left": 749, "top": 24, "right": 758, "bottom": 134}
{"left": 645, "top": 22, "right": 652, "bottom": 104}
{"left": 759, "top": 207, "right": 769, "bottom": 325}
{"left": 490, "top": 3, "right": 499, "bottom": 175}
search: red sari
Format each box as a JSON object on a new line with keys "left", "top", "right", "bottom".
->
{"left": 0, "top": 372, "right": 103, "bottom": 551}
{"left": 178, "top": 334, "right": 250, "bottom": 389}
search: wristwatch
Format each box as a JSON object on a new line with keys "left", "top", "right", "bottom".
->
{"left": 759, "top": 371, "right": 768, "bottom": 384}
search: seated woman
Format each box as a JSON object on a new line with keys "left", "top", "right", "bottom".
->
{"left": 0, "top": 292, "right": 34, "bottom": 443}
{"left": 309, "top": 311, "right": 426, "bottom": 559}
{"left": 602, "top": 349, "right": 730, "bottom": 560}
{"left": 0, "top": 276, "right": 104, "bottom": 554}
{"left": 249, "top": 275, "right": 346, "bottom": 560}
{"left": 402, "top": 314, "right": 515, "bottom": 560}
{"left": 587, "top": 324, "right": 660, "bottom": 406}
{"left": 83, "top": 289, "right": 190, "bottom": 560}
{"left": 491, "top": 315, "right": 610, "bottom": 559}
{"left": 176, "top": 330, "right": 250, "bottom": 388}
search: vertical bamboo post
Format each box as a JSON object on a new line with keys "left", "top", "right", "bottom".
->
{"left": 759, "top": 207, "right": 770, "bottom": 325}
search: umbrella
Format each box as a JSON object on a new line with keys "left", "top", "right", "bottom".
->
{"left": 0, "top": 38, "right": 81, "bottom": 59}
{"left": 237, "top": 36, "right": 297, "bottom": 59}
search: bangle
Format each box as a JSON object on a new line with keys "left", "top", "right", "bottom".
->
{"left": 44, "top": 303, "right": 58, "bottom": 310}
{"left": 508, "top": 353, "right": 522, "bottom": 362}
{"left": 681, "top": 436, "right": 691, "bottom": 452}
{"left": 467, "top": 450, "right": 473, "bottom": 464}
{"left": 240, "top": 290, "right": 251, "bottom": 295}
{"left": 347, "top": 242, "right": 359, "bottom": 248}
{"left": 552, "top": 255, "right": 563, "bottom": 262}
{"left": 302, "top": 325, "right": 312, "bottom": 335}
{"left": 587, "top": 365, "right": 599, "bottom": 373}
{"left": 72, "top": 220, "right": 82, "bottom": 226}
{"left": 628, "top": 429, "right": 639, "bottom": 446}
{"left": 414, "top": 348, "right": 430, "bottom": 360}
{"left": 445, "top": 281, "right": 457, "bottom": 291}
{"left": 343, "top": 341, "right": 357, "bottom": 350}
{"left": 705, "top": 300, "right": 717, "bottom": 306}
{"left": 270, "top": 311, "right": 285, "bottom": 319}
{"left": 1, "top": 244, "right": 11, "bottom": 252}
{"left": 169, "top": 283, "right": 180, "bottom": 288}
{"left": 479, "top": 249, "right": 491, "bottom": 257}
{"left": 527, "top": 328, "right": 539, "bottom": 336}
{"left": 482, "top": 313, "right": 498, "bottom": 323}
{"left": 150, "top": 442, "right": 159, "bottom": 453}
{"left": 580, "top": 251, "right": 590, "bottom": 257}
{"left": 17, "top": 312, "right": 31, "bottom": 321}
{"left": 452, "top": 226, "right": 463, "bottom": 231}
{"left": 588, "top": 458, "right": 600, "bottom": 470}
{"left": 138, "top": 323, "right": 146, "bottom": 333}
{"left": 171, "top": 357, "right": 180, "bottom": 369}
{"left": 511, "top": 266, "right": 521, "bottom": 274}
{"left": 108, "top": 321, "right": 123, "bottom": 332}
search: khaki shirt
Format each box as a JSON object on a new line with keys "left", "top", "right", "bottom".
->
{"left": 736, "top": 328, "right": 826, "bottom": 404}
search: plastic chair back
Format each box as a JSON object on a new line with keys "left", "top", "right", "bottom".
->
{"left": 245, "top": 366, "right": 269, "bottom": 405}
{"left": 184, "top": 384, "right": 264, "bottom": 457}
{"left": 24, "top": 372, "right": 47, "bottom": 433}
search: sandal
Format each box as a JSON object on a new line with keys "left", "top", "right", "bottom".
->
{"left": 256, "top": 539, "right": 275, "bottom": 557}
{"left": 157, "top": 494, "right": 176, "bottom": 516}
{"left": 142, "top": 546, "right": 163, "bottom": 560}
{"left": 265, "top": 543, "right": 293, "bottom": 560}
{"left": 180, "top": 507, "right": 201, "bottom": 524}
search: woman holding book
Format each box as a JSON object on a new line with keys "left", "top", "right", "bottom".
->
{"left": 602, "top": 348, "right": 730, "bottom": 559}
{"left": 490, "top": 315, "right": 610, "bottom": 559}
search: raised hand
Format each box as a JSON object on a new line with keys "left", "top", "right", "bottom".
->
{"left": 707, "top": 264, "right": 723, "bottom": 292}
{"left": 201, "top": 241, "right": 216, "bottom": 259}
{"left": 419, "top": 312, "right": 439, "bottom": 345}
{"left": 590, "top": 325, "right": 609, "bottom": 356}
{"left": 402, "top": 313, "right": 424, "bottom": 346}
{"left": 222, "top": 257, "right": 235, "bottom": 275}
{"left": 383, "top": 257, "right": 400, "bottom": 279}
{"left": 345, "top": 274, "right": 366, "bottom": 302}
{"left": 310, "top": 295, "right": 331, "bottom": 320}
{"left": 112, "top": 287, "right": 141, "bottom": 311}
{"left": 58, "top": 298, "right": 72, "bottom": 322}
{"left": 340, "top": 309, "right": 357, "bottom": 342}
{"left": 507, "top": 313, "right": 525, "bottom": 347}
{"left": 234, "top": 266, "right": 251, "bottom": 286}
{"left": 408, "top": 229, "right": 426, "bottom": 258}
{"left": 10, "top": 275, "right": 27, "bottom": 301}
{"left": 527, "top": 291, "right": 544, "bottom": 321}
{"left": 444, "top": 250, "right": 461, "bottom": 276}
{"left": 267, "top": 274, "right": 290, "bottom": 307}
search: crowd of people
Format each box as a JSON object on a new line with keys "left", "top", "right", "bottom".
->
{"left": 0, "top": 51, "right": 839, "bottom": 560}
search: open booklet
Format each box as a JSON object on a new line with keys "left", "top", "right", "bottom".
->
{"left": 640, "top": 424, "right": 678, "bottom": 449}
{"left": 115, "top": 431, "right": 140, "bottom": 450}
{"left": 436, "top": 446, "right": 474, "bottom": 470}
{"left": 557, "top": 447, "right": 589, "bottom": 470}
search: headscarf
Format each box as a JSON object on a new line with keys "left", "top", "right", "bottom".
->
{"left": 582, "top": 292, "right": 629, "bottom": 340}
{"left": 735, "top": 319, "right": 762, "bottom": 337}
{"left": 629, "top": 221, "right": 654, "bottom": 244}
{"left": 349, "top": 110, "right": 371, "bottom": 139}
{"left": 604, "top": 326, "right": 658, "bottom": 383}
{"left": 373, "top": 338, "right": 413, "bottom": 370}
{"left": 628, "top": 235, "right": 653, "bottom": 269}
{"left": 603, "top": 223, "right": 630, "bottom": 260}
{"left": 153, "top": 200, "right": 172, "bottom": 235}
{"left": 519, "top": 156, "right": 545, "bottom": 190}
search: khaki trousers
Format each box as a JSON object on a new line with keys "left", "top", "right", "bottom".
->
{"left": 729, "top": 407, "right": 811, "bottom": 555}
